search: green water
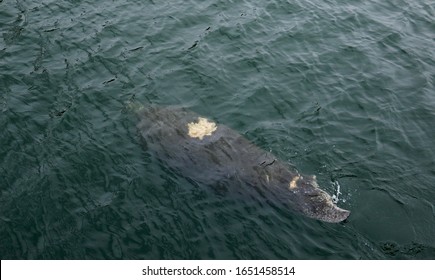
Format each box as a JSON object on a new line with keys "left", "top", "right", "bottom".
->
{"left": 1, "top": 0, "right": 434, "bottom": 259}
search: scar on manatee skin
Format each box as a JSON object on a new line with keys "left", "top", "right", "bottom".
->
{"left": 260, "top": 159, "right": 276, "bottom": 167}
{"left": 289, "top": 175, "right": 301, "bottom": 189}
{"left": 187, "top": 117, "right": 217, "bottom": 140}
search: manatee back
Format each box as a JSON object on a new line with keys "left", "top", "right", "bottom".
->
{"left": 136, "top": 106, "right": 255, "bottom": 183}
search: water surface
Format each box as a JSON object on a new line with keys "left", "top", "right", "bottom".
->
{"left": 1, "top": 0, "right": 434, "bottom": 259}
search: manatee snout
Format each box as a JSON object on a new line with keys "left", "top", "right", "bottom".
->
{"left": 289, "top": 176, "right": 350, "bottom": 223}
{"left": 301, "top": 191, "right": 350, "bottom": 223}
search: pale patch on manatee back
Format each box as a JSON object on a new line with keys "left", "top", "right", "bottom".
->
{"left": 289, "top": 175, "right": 300, "bottom": 189}
{"left": 187, "top": 117, "right": 217, "bottom": 140}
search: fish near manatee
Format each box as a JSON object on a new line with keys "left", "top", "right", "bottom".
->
{"left": 135, "top": 105, "right": 350, "bottom": 223}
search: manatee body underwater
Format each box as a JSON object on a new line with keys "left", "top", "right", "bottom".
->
{"left": 135, "top": 105, "right": 350, "bottom": 223}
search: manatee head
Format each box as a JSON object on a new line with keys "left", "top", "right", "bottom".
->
{"left": 287, "top": 175, "right": 350, "bottom": 223}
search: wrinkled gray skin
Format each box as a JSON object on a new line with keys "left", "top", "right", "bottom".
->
{"left": 136, "top": 105, "right": 350, "bottom": 223}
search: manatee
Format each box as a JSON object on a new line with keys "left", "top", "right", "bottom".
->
{"left": 135, "top": 105, "right": 350, "bottom": 223}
